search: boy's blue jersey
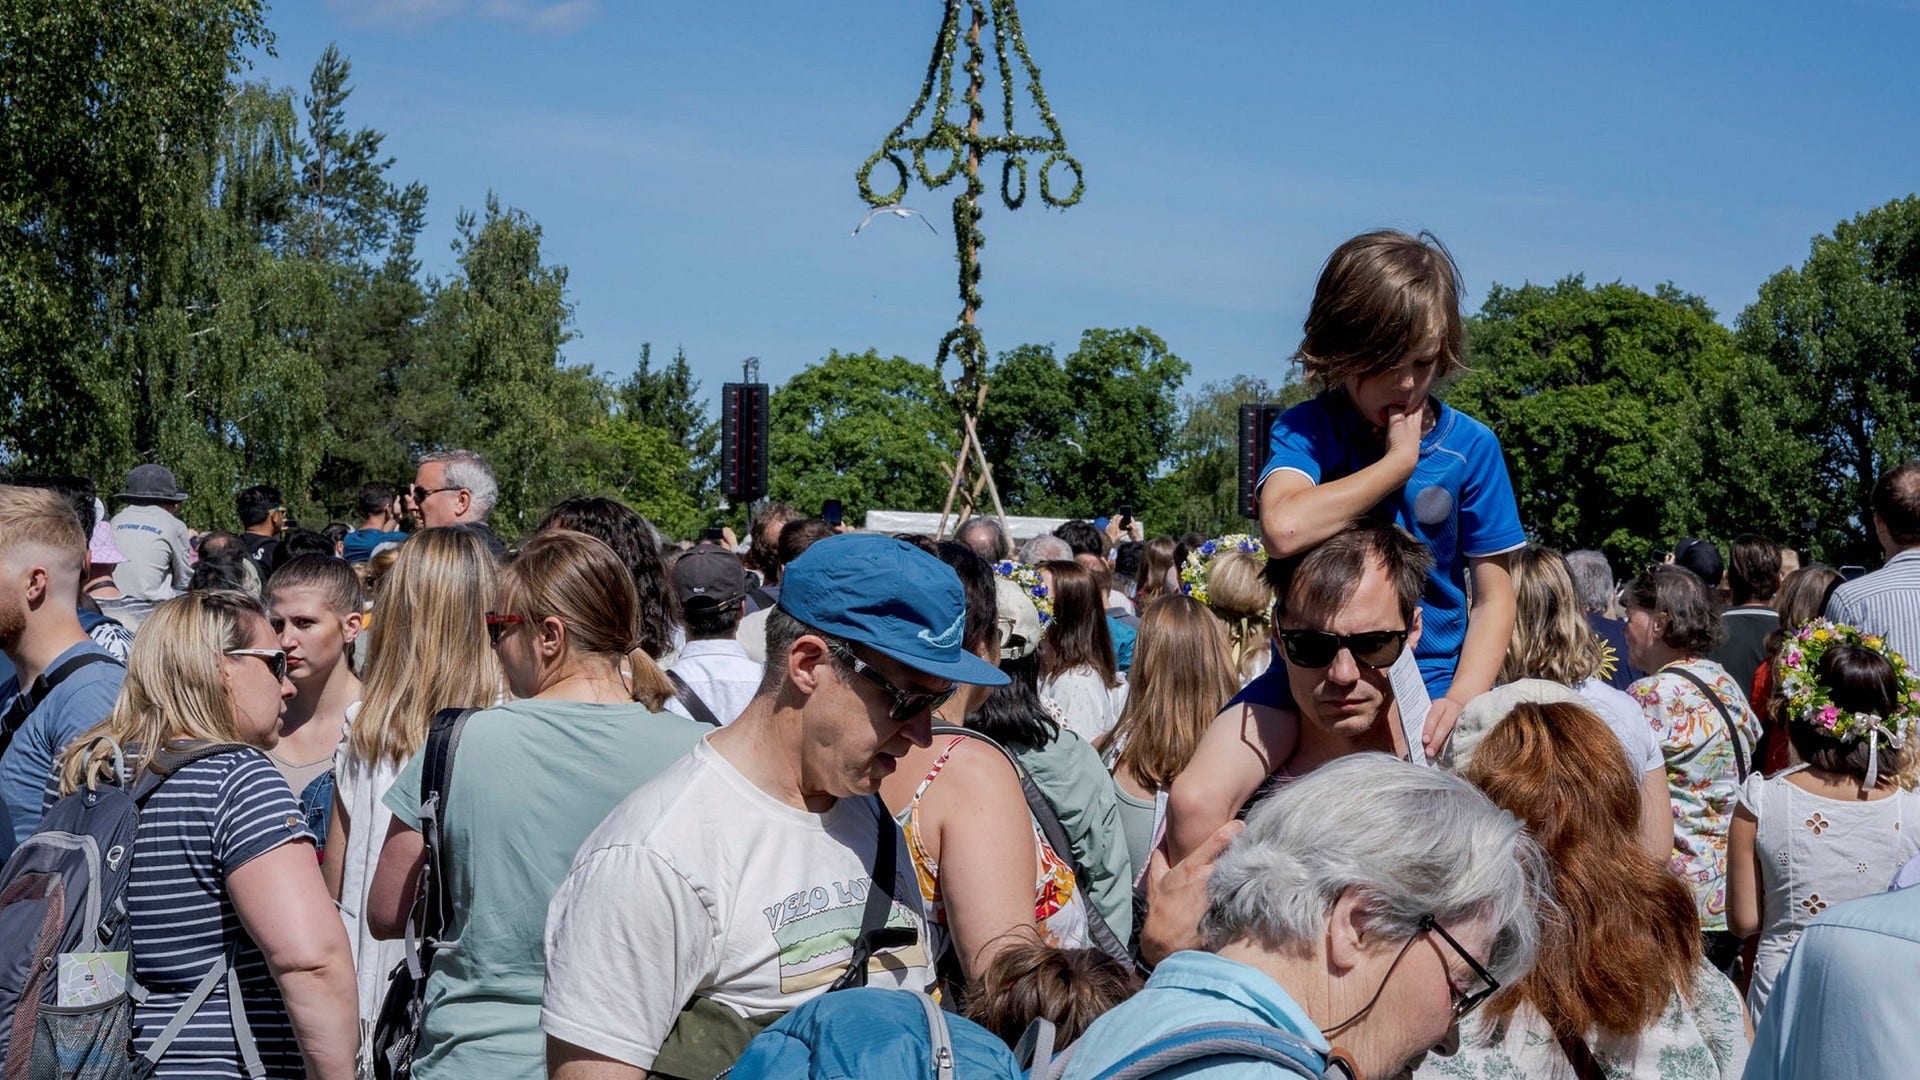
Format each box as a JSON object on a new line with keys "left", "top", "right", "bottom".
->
{"left": 1258, "top": 390, "right": 1526, "bottom": 697}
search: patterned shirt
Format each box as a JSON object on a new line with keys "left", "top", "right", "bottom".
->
{"left": 1630, "top": 659, "right": 1763, "bottom": 931}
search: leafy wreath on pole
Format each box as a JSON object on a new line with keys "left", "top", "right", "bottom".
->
{"left": 856, "top": 0, "right": 1083, "bottom": 407}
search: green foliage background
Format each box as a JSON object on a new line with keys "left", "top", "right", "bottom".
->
{"left": 1, "top": 2, "right": 1916, "bottom": 566}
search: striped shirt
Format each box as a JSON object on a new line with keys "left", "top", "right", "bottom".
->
{"left": 128, "top": 750, "right": 315, "bottom": 1077}
{"left": 1826, "top": 550, "right": 1920, "bottom": 665}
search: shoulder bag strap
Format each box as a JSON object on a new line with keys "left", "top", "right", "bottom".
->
{"left": 825, "top": 794, "right": 911, "bottom": 992}
{"left": 0, "top": 651, "right": 123, "bottom": 754}
{"left": 1668, "top": 665, "right": 1752, "bottom": 781}
{"left": 930, "top": 725, "right": 1134, "bottom": 969}
{"left": 1556, "top": 1031, "right": 1608, "bottom": 1080}
{"left": 665, "top": 669, "right": 724, "bottom": 728}
{"left": 416, "top": 707, "right": 479, "bottom": 945}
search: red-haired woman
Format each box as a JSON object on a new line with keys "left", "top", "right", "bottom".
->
{"left": 1421, "top": 700, "right": 1749, "bottom": 1079}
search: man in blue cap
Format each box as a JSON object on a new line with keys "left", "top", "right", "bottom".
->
{"left": 542, "top": 534, "right": 1007, "bottom": 1080}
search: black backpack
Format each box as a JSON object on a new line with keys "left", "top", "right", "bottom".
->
{"left": 0, "top": 738, "right": 266, "bottom": 1079}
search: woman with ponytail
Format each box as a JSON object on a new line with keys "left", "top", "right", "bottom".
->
{"left": 364, "top": 529, "right": 705, "bottom": 1079}
{"left": 1421, "top": 700, "right": 1748, "bottom": 1079}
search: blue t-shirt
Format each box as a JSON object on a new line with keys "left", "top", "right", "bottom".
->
{"left": 1746, "top": 885, "right": 1920, "bottom": 1079}
{"left": 0, "top": 640, "right": 125, "bottom": 857}
{"left": 1259, "top": 391, "right": 1526, "bottom": 697}
{"left": 341, "top": 528, "right": 409, "bottom": 564}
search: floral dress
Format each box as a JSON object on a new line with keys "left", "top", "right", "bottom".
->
{"left": 1630, "top": 659, "right": 1763, "bottom": 931}
{"left": 897, "top": 735, "right": 1093, "bottom": 973}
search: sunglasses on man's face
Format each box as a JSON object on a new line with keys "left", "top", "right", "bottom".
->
{"left": 412, "top": 484, "right": 461, "bottom": 506}
{"left": 224, "top": 648, "right": 289, "bottom": 682}
{"left": 828, "top": 644, "right": 956, "bottom": 724}
{"left": 1274, "top": 627, "right": 1409, "bottom": 669}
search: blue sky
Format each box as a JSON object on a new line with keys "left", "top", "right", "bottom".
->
{"left": 254, "top": 1, "right": 1920, "bottom": 397}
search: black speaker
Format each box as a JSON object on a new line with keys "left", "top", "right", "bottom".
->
{"left": 1236, "top": 402, "right": 1288, "bottom": 519}
{"left": 721, "top": 382, "right": 769, "bottom": 502}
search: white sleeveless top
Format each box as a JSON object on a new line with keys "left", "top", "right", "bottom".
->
{"left": 1739, "top": 765, "right": 1920, "bottom": 1017}
{"left": 333, "top": 712, "right": 406, "bottom": 1041}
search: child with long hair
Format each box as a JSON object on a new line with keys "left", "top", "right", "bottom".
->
{"left": 1096, "top": 595, "right": 1238, "bottom": 882}
{"left": 1728, "top": 621, "right": 1920, "bottom": 1017}
{"left": 1425, "top": 700, "right": 1747, "bottom": 1079}
{"left": 1038, "top": 559, "right": 1123, "bottom": 745}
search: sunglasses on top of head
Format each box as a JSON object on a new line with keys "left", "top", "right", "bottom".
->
{"left": 827, "top": 643, "right": 956, "bottom": 723}
{"left": 1273, "top": 627, "right": 1409, "bottom": 670}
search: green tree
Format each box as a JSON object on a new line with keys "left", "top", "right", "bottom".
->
{"left": 767, "top": 350, "right": 954, "bottom": 520}
{"left": 1448, "top": 277, "right": 1746, "bottom": 564}
{"left": 1142, "top": 375, "right": 1265, "bottom": 537}
{"left": 614, "top": 343, "right": 718, "bottom": 525}
{"left": 976, "top": 344, "right": 1076, "bottom": 515}
{"left": 1731, "top": 196, "right": 1920, "bottom": 563}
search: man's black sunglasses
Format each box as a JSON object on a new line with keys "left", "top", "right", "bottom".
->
{"left": 412, "top": 484, "right": 461, "bottom": 505}
{"left": 1274, "top": 628, "right": 1409, "bottom": 669}
{"left": 828, "top": 644, "right": 956, "bottom": 723}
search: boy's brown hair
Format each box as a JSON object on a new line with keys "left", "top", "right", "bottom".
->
{"left": 1294, "top": 229, "right": 1466, "bottom": 387}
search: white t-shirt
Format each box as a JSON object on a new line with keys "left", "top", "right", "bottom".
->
{"left": 664, "top": 639, "right": 764, "bottom": 727}
{"left": 1574, "top": 677, "right": 1664, "bottom": 775}
{"left": 540, "top": 738, "right": 932, "bottom": 1070}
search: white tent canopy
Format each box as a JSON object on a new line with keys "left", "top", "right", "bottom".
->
{"left": 859, "top": 510, "right": 1073, "bottom": 544}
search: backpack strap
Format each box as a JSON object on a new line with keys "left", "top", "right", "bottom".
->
{"left": 0, "top": 651, "right": 122, "bottom": 756}
{"left": 931, "top": 725, "right": 1134, "bottom": 969}
{"left": 824, "top": 795, "right": 913, "bottom": 992}
{"left": 415, "top": 707, "right": 479, "bottom": 950}
{"left": 665, "top": 669, "right": 724, "bottom": 728}
{"left": 128, "top": 740, "right": 254, "bottom": 803}
{"left": 1086, "top": 1021, "right": 1327, "bottom": 1079}
{"left": 1667, "top": 665, "right": 1752, "bottom": 781}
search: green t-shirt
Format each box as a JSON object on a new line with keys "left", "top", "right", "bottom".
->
{"left": 384, "top": 698, "right": 708, "bottom": 1080}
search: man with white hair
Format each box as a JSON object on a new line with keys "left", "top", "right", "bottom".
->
{"left": 1021, "top": 532, "right": 1073, "bottom": 565}
{"left": 956, "top": 515, "right": 1011, "bottom": 563}
{"left": 411, "top": 449, "right": 506, "bottom": 558}
{"left": 1063, "top": 754, "right": 1548, "bottom": 1080}
{"left": 1567, "top": 548, "right": 1641, "bottom": 689}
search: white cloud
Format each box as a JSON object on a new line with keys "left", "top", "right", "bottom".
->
{"left": 327, "top": 0, "right": 601, "bottom": 34}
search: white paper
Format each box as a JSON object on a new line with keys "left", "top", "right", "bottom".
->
{"left": 1388, "top": 648, "right": 1432, "bottom": 766}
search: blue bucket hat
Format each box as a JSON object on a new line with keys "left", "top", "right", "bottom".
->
{"left": 778, "top": 533, "right": 1009, "bottom": 687}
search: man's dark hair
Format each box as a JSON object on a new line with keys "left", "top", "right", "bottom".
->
{"left": 197, "top": 530, "right": 248, "bottom": 560}
{"left": 1054, "top": 520, "right": 1106, "bottom": 558}
{"left": 684, "top": 597, "right": 743, "bottom": 639}
{"left": 934, "top": 541, "right": 998, "bottom": 656}
{"left": 747, "top": 502, "right": 800, "bottom": 583}
{"left": 1873, "top": 460, "right": 1920, "bottom": 547}
{"left": 535, "top": 495, "right": 682, "bottom": 658}
{"left": 1671, "top": 537, "right": 1723, "bottom": 593}
{"left": 1112, "top": 540, "right": 1145, "bottom": 585}
{"left": 1727, "top": 534, "right": 1782, "bottom": 605}
{"left": 237, "top": 485, "right": 283, "bottom": 528}
{"left": 323, "top": 522, "right": 352, "bottom": 548}
{"left": 758, "top": 607, "right": 853, "bottom": 691}
{"left": 1266, "top": 524, "right": 1433, "bottom": 625}
{"left": 1621, "top": 565, "right": 1722, "bottom": 654}
{"left": 957, "top": 516, "right": 1012, "bottom": 562}
{"left": 778, "top": 518, "right": 837, "bottom": 570}
{"left": 189, "top": 550, "right": 253, "bottom": 594}
{"left": 357, "top": 482, "right": 397, "bottom": 519}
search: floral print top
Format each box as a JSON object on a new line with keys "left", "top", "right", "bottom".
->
{"left": 1630, "top": 659, "right": 1764, "bottom": 931}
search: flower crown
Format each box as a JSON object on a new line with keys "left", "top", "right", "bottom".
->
{"left": 992, "top": 560, "right": 1052, "bottom": 626}
{"left": 1778, "top": 618, "right": 1920, "bottom": 788}
{"left": 1179, "top": 533, "right": 1266, "bottom": 608}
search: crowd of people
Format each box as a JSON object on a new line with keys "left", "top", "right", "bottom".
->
{"left": 4, "top": 229, "right": 1920, "bottom": 1080}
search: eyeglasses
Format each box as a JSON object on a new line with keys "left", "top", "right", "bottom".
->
{"left": 1321, "top": 913, "right": 1501, "bottom": 1038}
{"left": 1274, "top": 627, "right": 1409, "bottom": 669}
{"left": 411, "top": 484, "right": 461, "bottom": 505}
{"left": 485, "top": 612, "right": 527, "bottom": 647}
{"left": 1420, "top": 914, "right": 1500, "bottom": 1020}
{"left": 224, "top": 648, "right": 289, "bottom": 681}
{"left": 828, "top": 643, "right": 956, "bottom": 724}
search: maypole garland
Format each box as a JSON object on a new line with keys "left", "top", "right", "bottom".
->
{"left": 856, "top": 0, "right": 1083, "bottom": 404}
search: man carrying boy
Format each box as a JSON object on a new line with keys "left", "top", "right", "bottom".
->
{"left": 1256, "top": 230, "right": 1524, "bottom": 757}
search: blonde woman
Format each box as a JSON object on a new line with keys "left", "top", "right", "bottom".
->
{"left": 365, "top": 530, "right": 702, "bottom": 1080}
{"left": 1096, "top": 596, "right": 1239, "bottom": 882}
{"left": 1497, "top": 545, "right": 1672, "bottom": 859}
{"left": 57, "top": 590, "right": 356, "bottom": 1079}
{"left": 323, "top": 527, "right": 502, "bottom": 1052}
{"left": 1202, "top": 549, "right": 1272, "bottom": 685}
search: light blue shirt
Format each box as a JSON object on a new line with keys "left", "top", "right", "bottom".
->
{"left": 1060, "top": 951, "right": 1331, "bottom": 1079}
{"left": 0, "top": 640, "right": 124, "bottom": 857}
{"left": 1744, "top": 885, "right": 1920, "bottom": 1079}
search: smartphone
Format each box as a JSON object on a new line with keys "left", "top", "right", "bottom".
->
{"left": 1116, "top": 504, "right": 1135, "bottom": 529}
{"left": 822, "top": 499, "right": 844, "bottom": 528}
{"left": 701, "top": 525, "right": 725, "bottom": 542}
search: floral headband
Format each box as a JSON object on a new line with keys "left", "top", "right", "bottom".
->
{"left": 1778, "top": 618, "right": 1920, "bottom": 792}
{"left": 991, "top": 560, "right": 1052, "bottom": 626}
{"left": 1179, "top": 533, "right": 1266, "bottom": 608}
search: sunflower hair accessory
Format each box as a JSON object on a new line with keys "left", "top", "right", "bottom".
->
{"left": 1179, "top": 533, "right": 1266, "bottom": 608}
{"left": 1777, "top": 618, "right": 1920, "bottom": 792}
{"left": 992, "top": 560, "right": 1052, "bottom": 626}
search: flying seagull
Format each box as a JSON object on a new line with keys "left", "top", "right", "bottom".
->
{"left": 853, "top": 205, "right": 939, "bottom": 236}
